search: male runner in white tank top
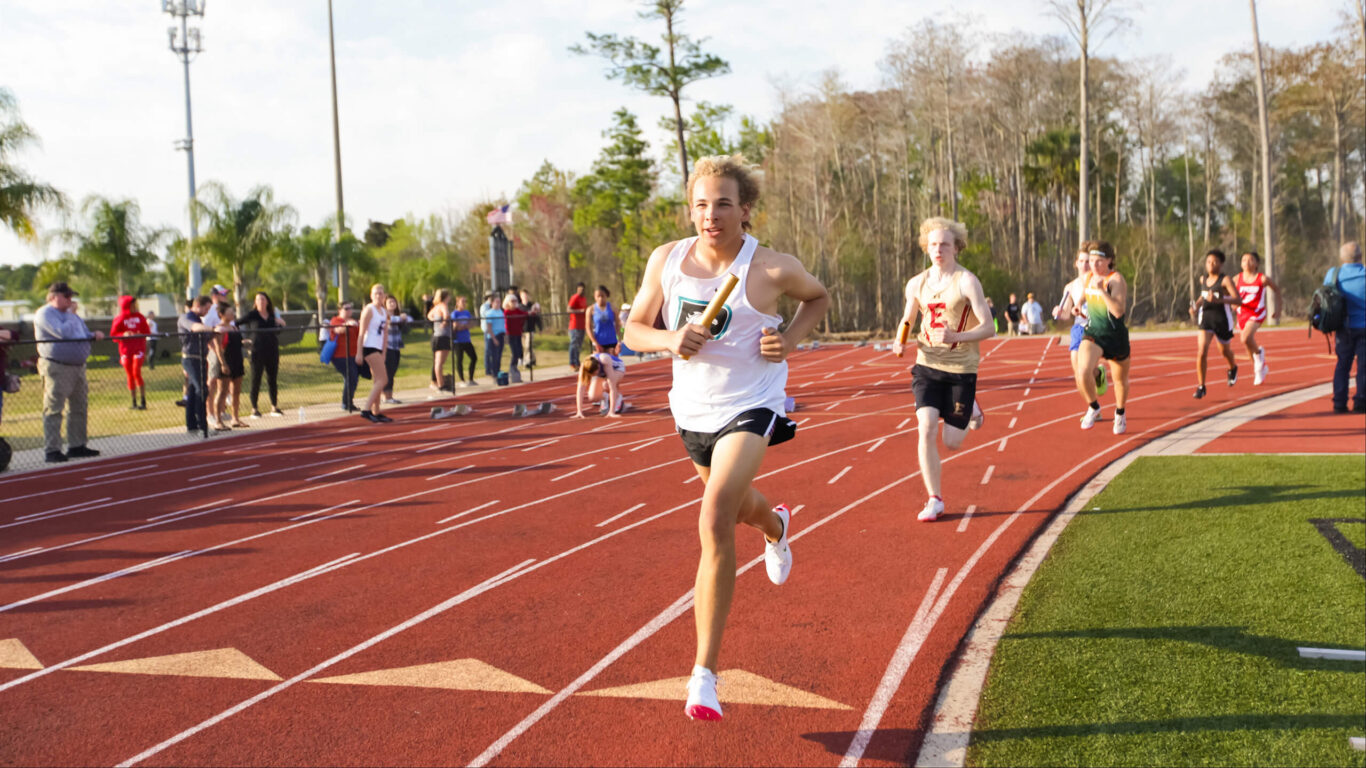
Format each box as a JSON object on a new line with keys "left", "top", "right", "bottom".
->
{"left": 625, "top": 155, "right": 829, "bottom": 723}
{"left": 891, "top": 218, "right": 996, "bottom": 523}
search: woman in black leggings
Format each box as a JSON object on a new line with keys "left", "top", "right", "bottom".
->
{"left": 240, "top": 291, "right": 286, "bottom": 418}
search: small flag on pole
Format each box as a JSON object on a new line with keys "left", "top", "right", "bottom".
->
{"left": 486, "top": 204, "right": 512, "bottom": 226}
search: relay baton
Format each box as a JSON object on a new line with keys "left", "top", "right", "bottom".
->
{"left": 681, "top": 273, "right": 739, "bottom": 361}
{"left": 894, "top": 321, "right": 910, "bottom": 357}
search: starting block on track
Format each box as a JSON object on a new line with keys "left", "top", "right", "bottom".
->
{"left": 430, "top": 404, "right": 473, "bottom": 419}
{"left": 514, "top": 401, "right": 556, "bottom": 417}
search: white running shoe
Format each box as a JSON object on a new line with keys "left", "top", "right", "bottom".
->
{"left": 918, "top": 496, "right": 944, "bottom": 522}
{"left": 1255, "top": 359, "right": 1268, "bottom": 385}
{"left": 968, "top": 400, "right": 984, "bottom": 430}
{"left": 1080, "top": 406, "right": 1101, "bottom": 430}
{"left": 685, "top": 666, "right": 722, "bottom": 721}
{"left": 1113, "top": 412, "right": 1127, "bottom": 435}
{"left": 764, "top": 504, "right": 793, "bottom": 585}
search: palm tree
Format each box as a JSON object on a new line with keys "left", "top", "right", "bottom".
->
{"left": 193, "top": 182, "right": 296, "bottom": 309}
{"left": 0, "top": 88, "right": 66, "bottom": 241}
{"left": 66, "top": 196, "right": 167, "bottom": 296}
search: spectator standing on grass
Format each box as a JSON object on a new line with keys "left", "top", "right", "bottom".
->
{"left": 178, "top": 296, "right": 213, "bottom": 434}
{"left": 451, "top": 295, "right": 477, "bottom": 386}
{"left": 175, "top": 298, "right": 192, "bottom": 408}
{"left": 481, "top": 293, "right": 505, "bottom": 378}
{"left": 383, "top": 295, "right": 412, "bottom": 404}
{"left": 1328, "top": 241, "right": 1366, "bottom": 413}
{"left": 1005, "top": 293, "right": 1021, "bottom": 336}
{"left": 1021, "top": 292, "right": 1045, "bottom": 335}
{"left": 521, "top": 289, "right": 541, "bottom": 369}
{"left": 355, "top": 283, "right": 393, "bottom": 423}
{"left": 34, "top": 282, "right": 103, "bottom": 463}
{"left": 428, "top": 289, "right": 452, "bottom": 392}
{"left": 504, "top": 296, "right": 527, "bottom": 382}
{"left": 591, "top": 285, "right": 620, "bottom": 354}
{"left": 567, "top": 282, "right": 588, "bottom": 369}
{"left": 985, "top": 297, "right": 998, "bottom": 333}
{"left": 212, "top": 303, "right": 247, "bottom": 429}
{"left": 0, "top": 327, "right": 14, "bottom": 472}
{"left": 239, "top": 291, "right": 286, "bottom": 419}
{"left": 329, "top": 301, "right": 361, "bottom": 412}
{"left": 111, "top": 295, "right": 150, "bottom": 410}
{"left": 203, "top": 284, "right": 230, "bottom": 423}
{"left": 145, "top": 310, "right": 159, "bottom": 369}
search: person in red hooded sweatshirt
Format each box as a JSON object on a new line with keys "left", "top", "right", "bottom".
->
{"left": 111, "top": 295, "right": 151, "bottom": 410}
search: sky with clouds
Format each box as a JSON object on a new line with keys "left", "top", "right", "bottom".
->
{"left": 0, "top": 0, "right": 1348, "bottom": 266}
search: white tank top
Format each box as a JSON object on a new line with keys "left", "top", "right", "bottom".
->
{"left": 1066, "top": 277, "right": 1088, "bottom": 327}
{"left": 662, "top": 234, "right": 788, "bottom": 433}
{"left": 362, "top": 304, "right": 388, "bottom": 349}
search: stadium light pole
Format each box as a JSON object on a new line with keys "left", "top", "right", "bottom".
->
{"left": 327, "top": 0, "right": 348, "bottom": 305}
{"left": 164, "top": 0, "right": 205, "bottom": 300}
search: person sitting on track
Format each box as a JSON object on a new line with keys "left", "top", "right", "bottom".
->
{"left": 891, "top": 217, "right": 994, "bottom": 524}
{"left": 572, "top": 351, "right": 625, "bottom": 418}
{"left": 1054, "top": 249, "right": 1106, "bottom": 397}
{"left": 1075, "top": 240, "right": 1132, "bottom": 434}
{"left": 1188, "top": 248, "right": 1241, "bottom": 399}
{"left": 1234, "top": 250, "right": 1279, "bottom": 386}
{"left": 110, "top": 294, "right": 150, "bottom": 411}
{"left": 624, "top": 154, "right": 829, "bottom": 723}
{"left": 356, "top": 283, "right": 393, "bottom": 423}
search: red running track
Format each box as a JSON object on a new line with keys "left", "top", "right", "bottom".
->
{"left": 0, "top": 328, "right": 1339, "bottom": 767}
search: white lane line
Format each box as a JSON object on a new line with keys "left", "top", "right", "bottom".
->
{"left": 897, "top": 417, "right": 912, "bottom": 430}
{"left": 15, "top": 497, "right": 114, "bottom": 522}
{"left": 980, "top": 465, "right": 995, "bottom": 485}
{"left": 1008, "top": 417, "right": 1017, "bottom": 429}
{"left": 797, "top": 418, "right": 810, "bottom": 426}
{"left": 551, "top": 464, "right": 595, "bottom": 482}
{"left": 198, "top": 464, "right": 259, "bottom": 482}
{"left": 416, "top": 438, "right": 464, "bottom": 454}
{"left": 1022, "top": 388, "right": 1031, "bottom": 397}
{"left": 828, "top": 466, "right": 852, "bottom": 485}
{"left": 310, "top": 464, "right": 366, "bottom": 482}
{"left": 1016, "top": 401, "right": 1024, "bottom": 411}
{"left": 427, "top": 464, "right": 474, "bottom": 482}
{"left": 956, "top": 505, "right": 977, "bottom": 533}
{"left": 823, "top": 372, "right": 837, "bottom": 379}
{"left": 147, "top": 498, "right": 232, "bottom": 522}
{"left": 436, "top": 500, "right": 499, "bottom": 525}
{"left": 801, "top": 381, "right": 813, "bottom": 388}
{"left": 84, "top": 463, "right": 160, "bottom": 481}
{"left": 522, "top": 439, "right": 560, "bottom": 452}
{"left": 596, "top": 503, "right": 647, "bottom": 528}
{"left": 824, "top": 401, "right": 841, "bottom": 411}
{"left": 117, "top": 559, "right": 534, "bottom": 768}
{"left": 840, "top": 568, "right": 948, "bottom": 767}
{"left": 998, "top": 437, "right": 1009, "bottom": 452}
{"left": 0, "top": 547, "right": 42, "bottom": 562}
{"left": 630, "top": 438, "right": 664, "bottom": 452}
{"left": 288, "top": 500, "right": 359, "bottom": 523}
{"left": 0, "top": 553, "right": 361, "bottom": 694}
{"left": 684, "top": 474, "right": 702, "bottom": 484}
{"left": 867, "top": 438, "right": 886, "bottom": 453}
{"left": 317, "top": 439, "right": 367, "bottom": 454}
{"left": 853, "top": 390, "right": 865, "bottom": 398}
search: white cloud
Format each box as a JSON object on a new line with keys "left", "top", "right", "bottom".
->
{"left": 0, "top": 0, "right": 1342, "bottom": 268}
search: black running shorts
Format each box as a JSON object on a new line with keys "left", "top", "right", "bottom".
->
{"left": 911, "top": 364, "right": 978, "bottom": 430}
{"left": 1198, "top": 307, "right": 1234, "bottom": 344}
{"left": 677, "top": 407, "right": 797, "bottom": 468}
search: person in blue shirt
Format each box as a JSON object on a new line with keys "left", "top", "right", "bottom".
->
{"left": 1328, "top": 241, "right": 1366, "bottom": 413}
{"left": 590, "top": 285, "right": 621, "bottom": 354}
{"left": 480, "top": 293, "right": 505, "bottom": 378}
{"left": 451, "top": 295, "right": 478, "bottom": 386}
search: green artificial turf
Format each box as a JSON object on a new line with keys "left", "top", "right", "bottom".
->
{"left": 970, "top": 454, "right": 1366, "bottom": 767}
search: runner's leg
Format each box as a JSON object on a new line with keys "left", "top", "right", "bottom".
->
{"left": 917, "top": 406, "right": 943, "bottom": 498}
{"left": 1075, "top": 340, "right": 1103, "bottom": 405}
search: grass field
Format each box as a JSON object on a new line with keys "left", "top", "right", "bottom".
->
{"left": 970, "top": 454, "right": 1366, "bottom": 767}
{"left": 0, "top": 327, "right": 577, "bottom": 453}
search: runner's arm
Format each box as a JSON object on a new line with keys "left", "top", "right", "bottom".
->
{"left": 891, "top": 276, "right": 923, "bottom": 356}
{"left": 1220, "top": 276, "right": 1241, "bottom": 304}
{"left": 624, "top": 242, "right": 709, "bottom": 357}
{"left": 945, "top": 273, "right": 997, "bottom": 344}
{"left": 1097, "top": 273, "right": 1127, "bottom": 318}
{"left": 1265, "top": 275, "right": 1282, "bottom": 319}
{"left": 760, "top": 252, "right": 829, "bottom": 363}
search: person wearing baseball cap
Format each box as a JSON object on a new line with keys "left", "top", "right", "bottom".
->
{"left": 34, "top": 281, "right": 105, "bottom": 463}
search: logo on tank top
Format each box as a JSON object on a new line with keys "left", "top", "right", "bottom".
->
{"left": 674, "top": 296, "right": 733, "bottom": 340}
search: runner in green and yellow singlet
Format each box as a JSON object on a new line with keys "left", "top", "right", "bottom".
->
{"left": 1075, "top": 240, "right": 1132, "bottom": 435}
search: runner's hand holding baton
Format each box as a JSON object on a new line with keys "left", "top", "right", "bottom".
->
{"left": 679, "top": 273, "right": 739, "bottom": 361}
{"left": 892, "top": 320, "right": 911, "bottom": 358}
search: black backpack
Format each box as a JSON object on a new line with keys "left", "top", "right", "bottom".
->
{"left": 1309, "top": 267, "right": 1347, "bottom": 338}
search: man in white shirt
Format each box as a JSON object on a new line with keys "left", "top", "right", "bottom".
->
{"left": 1021, "top": 292, "right": 1046, "bottom": 335}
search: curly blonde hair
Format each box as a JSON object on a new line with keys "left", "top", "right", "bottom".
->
{"left": 918, "top": 217, "right": 968, "bottom": 252}
{"left": 688, "top": 155, "right": 762, "bottom": 230}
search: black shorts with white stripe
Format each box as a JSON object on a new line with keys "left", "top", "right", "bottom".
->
{"left": 677, "top": 407, "right": 797, "bottom": 468}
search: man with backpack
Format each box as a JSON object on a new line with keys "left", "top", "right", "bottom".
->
{"left": 1324, "top": 242, "right": 1365, "bottom": 413}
